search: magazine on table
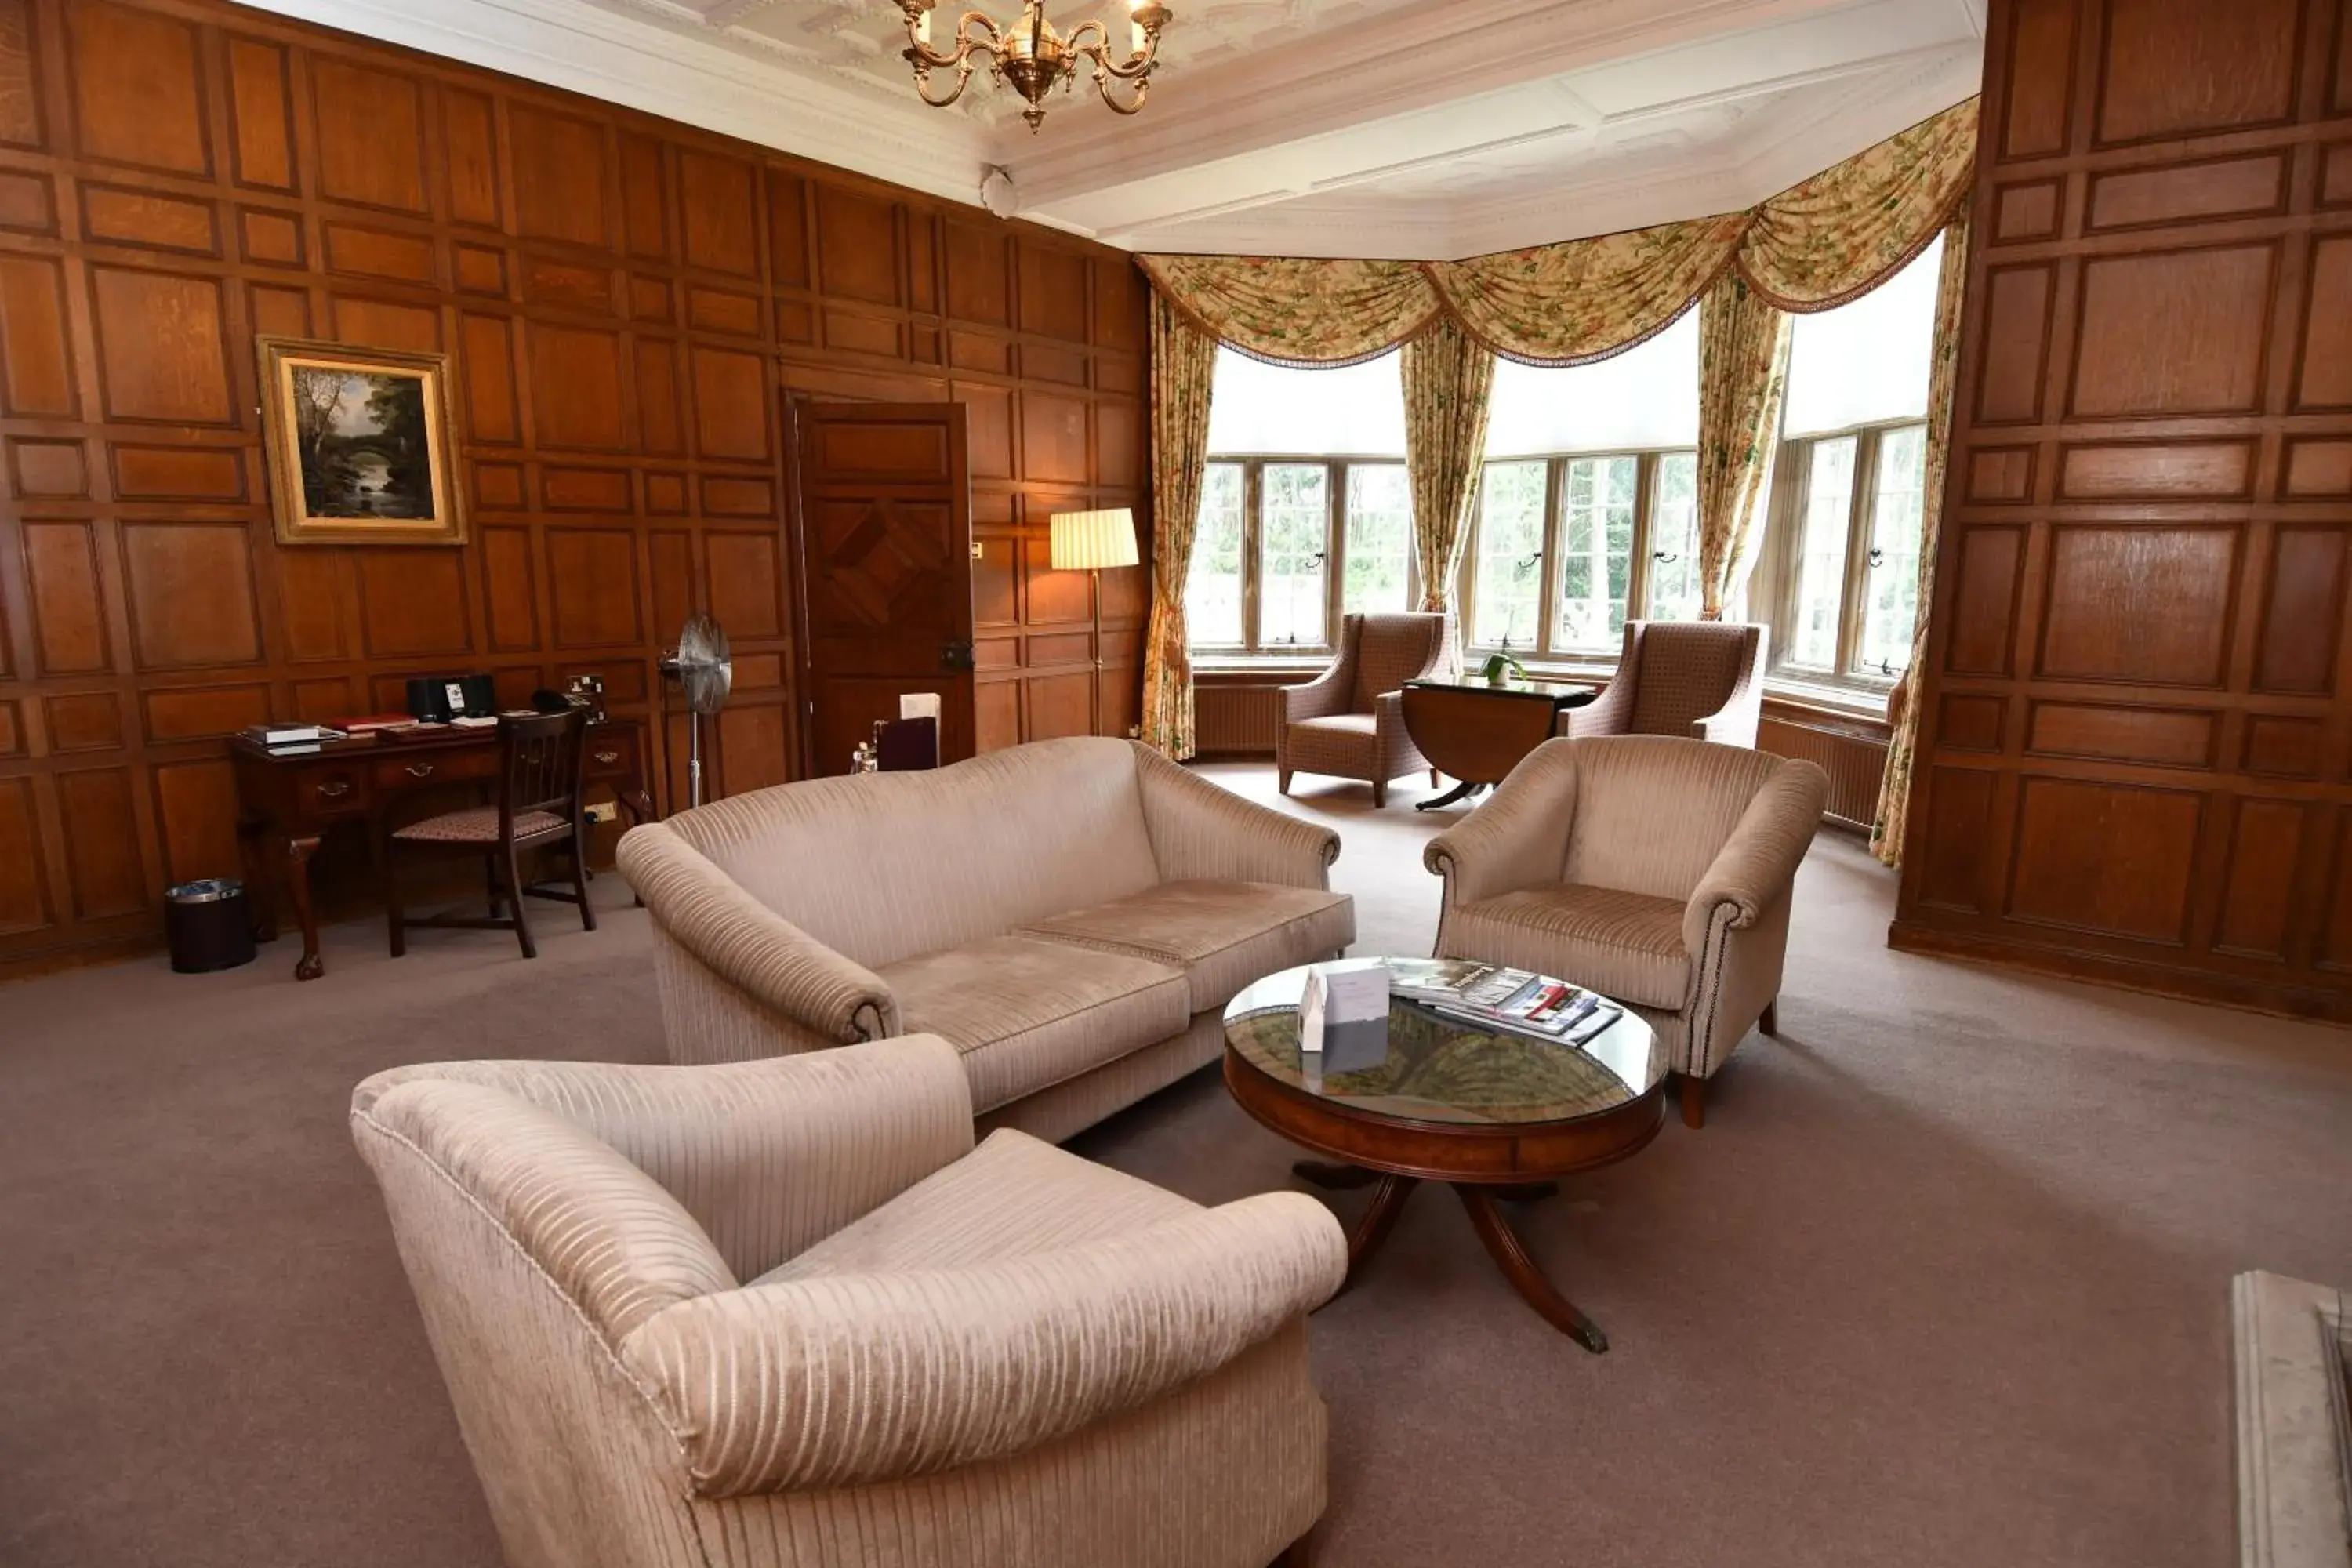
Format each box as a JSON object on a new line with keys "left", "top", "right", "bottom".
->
{"left": 1383, "top": 958, "right": 1621, "bottom": 1045}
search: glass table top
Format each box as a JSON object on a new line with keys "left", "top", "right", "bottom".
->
{"left": 1222, "top": 961, "right": 1664, "bottom": 1127}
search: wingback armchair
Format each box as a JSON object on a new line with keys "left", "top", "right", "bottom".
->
{"left": 1278, "top": 611, "right": 1451, "bottom": 807}
{"left": 1423, "top": 736, "right": 1828, "bottom": 1129}
{"left": 1562, "top": 620, "right": 1767, "bottom": 747}
{"left": 350, "top": 1036, "right": 1345, "bottom": 1568}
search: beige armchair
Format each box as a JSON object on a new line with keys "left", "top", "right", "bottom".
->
{"left": 1423, "top": 736, "right": 1828, "bottom": 1129}
{"left": 1278, "top": 612, "right": 1451, "bottom": 806}
{"left": 350, "top": 1036, "right": 1345, "bottom": 1568}
{"left": 1561, "top": 620, "right": 1767, "bottom": 747}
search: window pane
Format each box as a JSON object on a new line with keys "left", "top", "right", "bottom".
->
{"left": 1853, "top": 424, "right": 1927, "bottom": 678}
{"left": 1471, "top": 461, "right": 1548, "bottom": 648}
{"left": 1789, "top": 436, "right": 1857, "bottom": 670}
{"left": 1342, "top": 464, "right": 1414, "bottom": 615}
{"left": 1259, "top": 463, "right": 1330, "bottom": 648}
{"left": 1556, "top": 456, "right": 1637, "bottom": 652}
{"left": 1486, "top": 311, "right": 1700, "bottom": 456}
{"left": 1207, "top": 349, "right": 1406, "bottom": 456}
{"left": 1645, "top": 452, "right": 1702, "bottom": 622}
{"left": 1184, "top": 462, "right": 1246, "bottom": 647}
{"left": 1784, "top": 235, "right": 1941, "bottom": 437}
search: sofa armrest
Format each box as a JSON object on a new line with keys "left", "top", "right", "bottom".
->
{"left": 1691, "top": 627, "right": 1768, "bottom": 748}
{"left": 618, "top": 822, "right": 898, "bottom": 1044}
{"left": 1421, "top": 740, "right": 1577, "bottom": 909}
{"left": 1680, "top": 759, "right": 1828, "bottom": 956}
{"left": 352, "top": 1038, "right": 976, "bottom": 1278}
{"left": 1132, "top": 741, "right": 1339, "bottom": 887}
{"left": 622, "top": 1192, "right": 1348, "bottom": 1497}
{"left": 1280, "top": 659, "right": 1351, "bottom": 723}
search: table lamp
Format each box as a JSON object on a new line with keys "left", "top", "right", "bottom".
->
{"left": 1049, "top": 507, "right": 1139, "bottom": 684}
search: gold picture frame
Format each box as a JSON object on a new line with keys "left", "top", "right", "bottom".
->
{"left": 256, "top": 336, "right": 465, "bottom": 546}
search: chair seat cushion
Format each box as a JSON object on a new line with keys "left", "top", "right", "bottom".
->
{"left": 1018, "top": 880, "right": 1356, "bottom": 1012}
{"left": 393, "top": 806, "right": 567, "bottom": 844}
{"left": 1291, "top": 713, "right": 1375, "bottom": 736}
{"left": 1444, "top": 882, "right": 1690, "bottom": 1009}
{"left": 753, "top": 1126, "right": 1197, "bottom": 1286}
{"left": 879, "top": 935, "right": 1190, "bottom": 1114}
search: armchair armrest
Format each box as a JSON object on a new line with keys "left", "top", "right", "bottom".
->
{"left": 619, "top": 822, "right": 898, "bottom": 1045}
{"left": 1558, "top": 670, "right": 1635, "bottom": 739}
{"left": 1132, "top": 741, "right": 1339, "bottom": 887}
{"left": 352, "top": 1037, "right": 976, "bottom": 1279}
{"left": 1421, "top": 741, "right": 1577, "bottom": 909}
{"left": 621, "top": 1191, "right": 1348, "bottom": 1497}
{"left": 1680, "top": 760, "right": 1829, "bottom": 956}
{"left": 1280, "top": 659, "right": 1352, "bottom": 723}
{"left": 1691, "top": 627, "right": 1768, "bottom": 746}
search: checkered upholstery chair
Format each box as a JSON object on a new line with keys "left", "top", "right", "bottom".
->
{"left": 1561, "top": 621, "right": 1767, "bottom": 747}
{"left": 1277, "top": 612, "right": 1451, "bottom": 808}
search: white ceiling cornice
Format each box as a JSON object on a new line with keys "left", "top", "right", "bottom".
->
{"left": 237, "top": 0, "right": 989, "bottom": 204}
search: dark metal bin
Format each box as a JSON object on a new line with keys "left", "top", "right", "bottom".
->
{"left": 165, "top": 878, "right": 256, "bottom": 974}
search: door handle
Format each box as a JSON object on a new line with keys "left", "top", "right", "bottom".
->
{"left": 940, "top": 640, "right": 975, "bottom": 671}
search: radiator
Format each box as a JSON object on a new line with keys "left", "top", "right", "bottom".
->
{"left": 1759, "top": 715, "right": 1889, "bottom": 830}
{"left": 1195, "top": 684, "right": 1285, "bottom": 755}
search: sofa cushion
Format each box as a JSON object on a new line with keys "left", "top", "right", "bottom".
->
{"left": 1443, "top": 882, "right": 1689, "bottom": 1010}
{"left": 1017, "top": 880, "right": 1356, "bottom": 1012}
{"left": 753, "top": 1126, "right": 1196, "bottom": 1285}
{"left": 880, "top": 935, "right": 1190, "bottom": 1114}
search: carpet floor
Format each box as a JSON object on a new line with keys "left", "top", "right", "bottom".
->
{"left": 2, "top": 763, "right": 2347, "bottom": 1568}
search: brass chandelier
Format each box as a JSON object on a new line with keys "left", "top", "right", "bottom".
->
{"left": 896, "top": 0, "right": 1172, "bottom": 131}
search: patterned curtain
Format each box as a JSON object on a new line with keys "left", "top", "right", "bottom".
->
{"left": 1134, "top": 255, "right": 1439, "bottom": 367}
{"left": 1737, "top": 99, "right": 1979, "bottom": 310}
{"left": 1694, "top": 270, "right": 1791, "bottom": 619}
{"left": 1136, "top": 98, "right": 1979, "bottom": 367}
{"left": 1401, "top": 318, "right": 1497, "bottom": 638}
{"left": 1871, "top": 201, "right": 1973, "bottom": 866}
{"left": 1137, "top": 296, "right": 1218, "bottom": 759}
{"left": 1428, "top": 213, "right": 1746, "bottom": 365}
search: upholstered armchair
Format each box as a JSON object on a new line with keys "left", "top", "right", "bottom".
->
{"left": 350, "top": 1036, "right": 1345, "bottom": 1568}
{"left": 1561, "top": 620, "right": 1767, "bottom": 747}
{"left": 1278, "top": 611, "right": 1451, "bottom": 807}
{"left": 1423, "top": 736, "right": 1828, "bottom": 1129}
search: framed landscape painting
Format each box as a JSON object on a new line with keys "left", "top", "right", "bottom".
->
{"left": 257, "top": 337, "right": 465, "bottom": 546}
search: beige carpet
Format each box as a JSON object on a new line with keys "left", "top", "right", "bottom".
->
{"left": 2, "top": 762, "right": 2348, "bottom": 1568}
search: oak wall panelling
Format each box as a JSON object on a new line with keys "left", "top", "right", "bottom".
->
{"left": 0, "top": 0, "right": 1146, "bottom": 978}
{"left": 1893, "top": 0, "right": 2352, "bottom": 1022}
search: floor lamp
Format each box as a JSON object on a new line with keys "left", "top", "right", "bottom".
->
{"left": 1049, "top": 507, "right": 1140, "bottom": 733}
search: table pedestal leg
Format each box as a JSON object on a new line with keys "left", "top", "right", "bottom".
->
{"left": 1455, "top": 1185, "right": 1607, "bottom": 1353}
{"left": 285, "top": 835, "right": 324, "bottom": 981}
{"left": 1415, "top": 779, "right": 1486, "bottom": 812}
{"left": 1337, "top": 1174, "right": 1417, "bottom": 1293}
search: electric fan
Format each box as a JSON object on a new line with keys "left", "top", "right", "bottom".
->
{"left": 657, "top": 612, "right": 731, "bottom": 808}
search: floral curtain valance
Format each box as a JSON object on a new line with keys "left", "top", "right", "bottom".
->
{"left": 1136, "top": 96, "right": 1979, "bottom": 368}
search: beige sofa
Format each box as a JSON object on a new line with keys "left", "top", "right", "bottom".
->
{"left": 350, "top": 1036, "right": 1345, "bottom": 1568}
{"left": 1424, "top": 735, "right": 1827, "bottom": 1128}
{"left": 616, "top": 737, "right": 1356, "bottom": 1144}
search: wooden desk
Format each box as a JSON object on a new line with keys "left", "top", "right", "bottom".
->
{"left": 231, "top": 719, "right": 654, "bottom": 981}
{"left": 1401, "top": 677, "right": 1595, "bottom": 811}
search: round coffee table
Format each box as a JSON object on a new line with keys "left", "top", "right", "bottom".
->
{"left": 1222, "top": 961, "right": 1665, "bottom": 1352}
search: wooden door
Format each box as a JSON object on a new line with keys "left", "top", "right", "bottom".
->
{"left": 789, "top": 401, "right": 977, "bottom": 776}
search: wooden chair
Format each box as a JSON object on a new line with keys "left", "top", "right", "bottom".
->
{"left": 385, "top": 710, "right": 595, "bottom": 960}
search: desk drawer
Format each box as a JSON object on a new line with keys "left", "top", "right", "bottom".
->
{"left": 373, "top": 750, "right": 496, "bottom": 792}
{"left": 584, "top": 729, "right": 637, "bottom": 781}
{"left": 296, "top": 764, "right": 372, "bottom": 817}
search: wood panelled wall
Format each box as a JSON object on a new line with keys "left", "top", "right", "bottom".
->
{"left": 1895, "top": 0, "right": 2352, "bottom": 1020}
{"left": 0, "top": 0, "right": 1147, "bottom": 977}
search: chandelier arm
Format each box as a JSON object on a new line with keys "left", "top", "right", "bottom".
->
{"left": 910, "top": 57, "right": 978, "bottom": 107}
{"left": 1090, "top": 40, "right": 1160, "bottom": 81}
{"left": 898, "top": 9, "right": 1004, "bottom": 71}
{"left": 1091, "top": 65, "right": 1149, "bottom": 114}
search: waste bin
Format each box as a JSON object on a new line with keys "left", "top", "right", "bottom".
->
{"left": 165, "top": 878, "right": 256, "bottom": 974}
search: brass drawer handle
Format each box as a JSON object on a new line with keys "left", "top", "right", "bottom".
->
{"left": 593, "top": 750, "right": 620, "bottom": 765}
{"left": 405, "top": 762, "right": 435, "bottom": 778}
{"left": 317, "top": 779, "right": 351, "bottom": 799}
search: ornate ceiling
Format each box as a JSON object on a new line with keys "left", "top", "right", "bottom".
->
{"left": 259, "top": 0, "right": 1986, "bottom": 259}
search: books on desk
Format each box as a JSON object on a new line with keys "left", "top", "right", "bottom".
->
{"left": 1385, "top": 957, "right": 1621, "bottom": 1045}
{"left": 240, "top": 723, "right": 345, "bottom": 755}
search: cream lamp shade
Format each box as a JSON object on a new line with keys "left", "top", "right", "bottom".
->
{"left": 1049, "top": 508, "right": 1139, "bottom": 572}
